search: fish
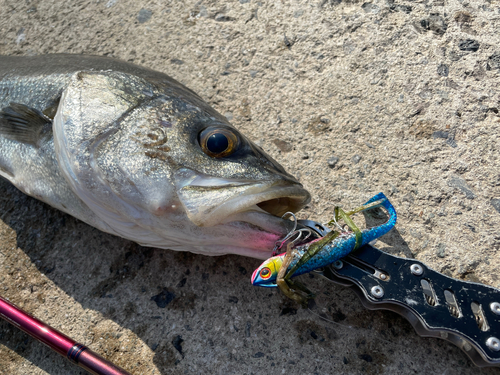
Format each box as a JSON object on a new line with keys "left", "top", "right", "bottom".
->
{"left": 0, "top": 54, "right": 310, "bottom": 259}
{"left": 251, "top": 192, "right": 396, "bottom": 287}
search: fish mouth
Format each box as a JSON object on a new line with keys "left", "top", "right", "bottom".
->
{"left": 217, "top": 184, "right": 310, "bottom": 233}
{"left": 176, "top": 174, "right": 310, "bottom": 233}
{"left": 256, "top": 196, "right": 301, "bottom": 217}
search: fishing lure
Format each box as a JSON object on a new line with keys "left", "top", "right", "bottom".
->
{"left": 251, "top": 192, "right": 397, "bottom": 305}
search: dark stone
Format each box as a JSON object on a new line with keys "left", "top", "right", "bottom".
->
{"left": 446, "top": 137, "right": 457, "bottom": 148}
{"left": 437, "top": 64, "right": 449, "bottom": 77}
{"left": 245, "top": 322, "right": 251, "bottom": 337}
{"left": 327, "top": 156, "right": 339, "bottom": 168}
{"left": 432, "top": 130, "right": 449, "bottom": 139}
{"left": 400, "top": 5, "right": 412, "bottom": 13}
{"left": 171, "top": 335, "right": 184, "bottom": 357}
{"left": 458, "top": 39, "right": 480, "bottom": 52}
{"left": 447, "top": 175, "right": 476, "bottom": 199}
{"left": 428, "top": 14, "right": 447, "bottom": 35}
{"left": 137, "top": 9, "right": 152, "bottom": 23}
{"left": 253, "top": 352, "right": 265, "bottom": 358}
{"left": 409, "top": 102, "right": 430, "bottom": 117}
{"left": 361, "top": 3, "right": 380, "bottom": 13}
{"left": 464, "top": 223, "right": 476, "bottom": 232}
{"left": 436, "top": 243, "right": 446, "bottom": 258}
{"left": 239, "top": 0, "right": 250, "bottom": 3}
{"left": 238, "top": 266, "right": 247, "bottom": 275}
{"left": 322, "top": 0, "right": 342, "bottom": 5}
{"left": 228, "top": 296, "right": 239, "bottom": 303}
{"left": 343, "top": 357, "right": 349, "bottom": 364}
{"left": 454, "top": 11, "right": 472, "bottom": 27}
{"left": 390, "top": 4, "right": 412, "bottom": 13}
{"left": 419, "top": 14, "right": 447, "bottom": 35}
{"left": 280, "top": 306, "right": 297, "bottom": 316}
{"left": 351, "top": 154, "right": 361, "bottom": 164}
{"left": 151, "top": 289, "right": 176, "bottom": 308}
{"left": 43, "top": 265, "right": 56, "bottom": 274}
{"left": 359, "top": 354, "right": 373, "bottom": 362}
{"left": 331, "top": 309, "right": 347, "bottom": 322}
{"left": 309, "top": 329, "right": 325, "bottom": 341}
{"left": 170, "top": 59, "right": 184, "bottom": 65}
{"left": 215, "top": 14, "right": 235, "bottom": 22}
{"left": 176, "top": 278, "right": 186, "bottom": 288}
{"left": 487, "top": 53, "right": 500, "bottom": 70}
{"left": 491, "top": 199, "right": 500, "bottom": 213}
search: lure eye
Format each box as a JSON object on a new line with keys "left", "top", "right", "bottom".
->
{"left": 198, "top": 127, "right": 239, "bottom": 158}
{"left": 259, "top": 267, "right": 272, "bottom": 279}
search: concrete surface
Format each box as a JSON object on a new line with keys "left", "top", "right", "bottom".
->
{"left": 1, "top": 0, "right": 500, "bottom": 374}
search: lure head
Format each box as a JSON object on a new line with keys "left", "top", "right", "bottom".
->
{"left": 251, "top": 253, "right": 285, "bottom": 287}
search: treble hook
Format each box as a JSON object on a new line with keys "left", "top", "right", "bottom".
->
{"left": 287, "top": 228, "right": 312, "bottom": 246}
{"left": 295, "top": 228, "right": 312, "bottom": 243}
{"left": 272, "top": 211, "right": 300, "bottom": 255}
{"left": 329, "top": 215, "right": 345, "bottom": 233}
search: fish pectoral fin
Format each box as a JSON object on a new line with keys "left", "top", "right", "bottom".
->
{"left": 0, "top": 102, "right": 52, "bottom": 146}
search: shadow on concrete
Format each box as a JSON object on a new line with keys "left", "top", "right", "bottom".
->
{"left": 0, "top": 180, "right": 480, "bottom": 375}
{"left": 362, "top": 204, "right": 414, "bottom": 258}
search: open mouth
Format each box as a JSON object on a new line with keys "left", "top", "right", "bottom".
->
{"left": 174, "top": 168, "right": 311, "bottom": 230}
{"left": 256, "top": 196, "right": 306, "bottom": 218}
{"left": 177, "top": 181, "right": 310, "bottom": 228}
{"left": 214, "top": 185, "right": 311, "bottom": 235}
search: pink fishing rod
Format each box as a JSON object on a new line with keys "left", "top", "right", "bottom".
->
{"left": 0, "top": 295, "right": 132, "bottom": 375}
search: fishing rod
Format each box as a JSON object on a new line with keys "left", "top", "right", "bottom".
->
{"left": 0, "top": 295, "right": 132, "bottom": 375}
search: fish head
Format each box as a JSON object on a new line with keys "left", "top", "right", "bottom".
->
{"left": 54, "top": 70, "right": 310, "bottom": 258}
{"left": 251, "top": 253, "right": 285, "bottom": 287}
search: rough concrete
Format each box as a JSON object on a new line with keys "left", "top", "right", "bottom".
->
{"left": 0, "top": 0, "right": 499, "bottom": 374}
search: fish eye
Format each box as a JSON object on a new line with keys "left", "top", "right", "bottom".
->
{"left": 198, "top": 127, "right": 239, "bottom": 158}
{"left": 259, "top": 267, "right": 271, "bottom": 279}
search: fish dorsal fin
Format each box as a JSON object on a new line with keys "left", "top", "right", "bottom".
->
{"left": 0, "top": 103, "right": 52, "bottom": 146}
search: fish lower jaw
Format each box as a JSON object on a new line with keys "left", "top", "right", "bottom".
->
{"left": 219, "top": 208, "right": 292, "bottom": 236}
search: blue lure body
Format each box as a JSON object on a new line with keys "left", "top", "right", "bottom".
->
{"left": 251, "top": 192, "right": 397, "bottom": 287}
{"left": 288, "top": 192, "right": 396, "bottom": 277}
